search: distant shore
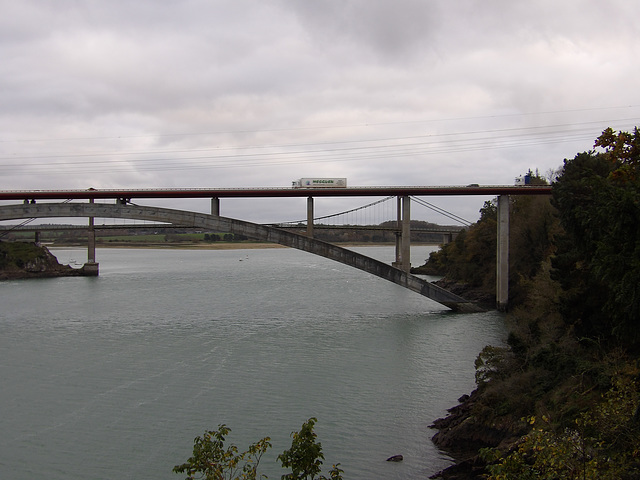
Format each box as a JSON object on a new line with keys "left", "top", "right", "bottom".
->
{"left": 49, "top": 241, "right": 438, "bottom": 250}
{"left": 50, "top": 242, "right": 289, "bottom": 250}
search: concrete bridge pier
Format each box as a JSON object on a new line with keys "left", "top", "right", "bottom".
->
{"left": 393, "top": 195, "right": 411, "bottom": 273}
{"left": 83, "top": 200, "right": 99, "bottom": 276}
{"left": 211, "top": 197, "right": 220, "bottom": 216}
{"left": 307, "top": 196, "right": 314, "bottom": 237}
{"left": 496, "top": 195, "right": 509, "bottom": 311}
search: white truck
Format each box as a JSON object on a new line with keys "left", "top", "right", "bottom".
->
{"left": 292, "top": 178, "right": 347, "bottom": 188}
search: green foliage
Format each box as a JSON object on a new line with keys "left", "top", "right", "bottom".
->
{"left": 424, "top": 216, "right": 496, "bottom": 289}
{"left": 174, "top": 419, "right": 342, "bottom": 480}
{"left": 482, "top": 373, "right": 640, "bottom": 480}
{"left": 552, "top": 128, "right": 640, "bottom": 344}
{"left": 277, "top": 418, "right": 343, "bottom": 480}
{"left": 0, "top": 241, "right": 48, "bottom": 269}
{"left": 595, "top": 126, "right": 640, "bottom": 176}
{"left": 479, "top": 200, "right": 497, "bottom": 222}
{"left": 440, "top": 128, "right": 640, "bottom": 479}
{"left": 474, "top": 345, "right": 511, "bottom": 386}
{"left": 173, "top": 425, "right": 272, "bottom": 480}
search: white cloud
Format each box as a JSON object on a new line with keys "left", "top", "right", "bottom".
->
{"left": 1, "top": 0, "right": 640, "bottom": 224}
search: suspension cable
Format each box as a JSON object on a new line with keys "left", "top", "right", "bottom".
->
{"left": 409, "top": 196, "right": 472, "bottom": 226}
{"left": 275, "top": 195, "right": 395, "bottom": 224}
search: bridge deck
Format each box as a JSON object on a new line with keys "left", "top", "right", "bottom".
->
{"left": 0, "top": 185, "right": 552, "bottom": 201}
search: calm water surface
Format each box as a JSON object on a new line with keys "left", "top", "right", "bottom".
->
{"left": 0, "top": 246, "right": 506, "bottom": 479}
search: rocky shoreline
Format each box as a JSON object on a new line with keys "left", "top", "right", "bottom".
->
{"left": 0, "top": 242, "right": 93, "bottom": 280}
{"left": 411, "top": 263, "right": 495, "bottom": 310}
{"left": 0, "top": 264, "right": 93, "bottom": 280}
{"left": 428, "top": 388, "right": 522, "bottom": 480}
{"left": 431, "top": 278, "right": 495, "bottom": 311}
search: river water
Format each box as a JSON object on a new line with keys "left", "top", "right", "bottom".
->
{"left": 0, "top": 245, "right": 506, "bottom": 480}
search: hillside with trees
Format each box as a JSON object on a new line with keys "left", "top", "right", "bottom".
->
{"left": 0, "top": 241, "right": 87, "bottom": 279}
{"left": 427, "top": 128, "right": 640, "bottom": 479}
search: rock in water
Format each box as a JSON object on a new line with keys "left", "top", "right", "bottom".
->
{"left": 0, "top": 242, "right": 87, "bottom": 279}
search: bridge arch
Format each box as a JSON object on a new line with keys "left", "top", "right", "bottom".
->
{"left": 0, "top": 202, "right": 479, "bottom": 312}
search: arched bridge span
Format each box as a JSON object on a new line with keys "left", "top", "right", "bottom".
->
{"left": 0, "top": 202, "right": 479, "bottom": 312}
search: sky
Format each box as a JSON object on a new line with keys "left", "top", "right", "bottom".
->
{"left": 1, "top": 0, "right": 640, "bottom": 225}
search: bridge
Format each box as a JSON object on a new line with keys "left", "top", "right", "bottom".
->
{"left": 0, "top": 185, "right": 552, "bottom": 311}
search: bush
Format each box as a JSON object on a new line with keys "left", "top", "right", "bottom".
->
{"left": 173, "top": 419, "right": 343, "bottom": 480}
{"left": 482, "top": 373, "right": 640, "bottom": 480}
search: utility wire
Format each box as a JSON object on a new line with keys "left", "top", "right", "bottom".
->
{"left": 2, "top": 117, "right": 636, "bottom": 165}
{"left": 3, "top": 115, "right": 638, "bottom": 176}
{"left": 2, "top": 104, "right": 638, "bottom": 144}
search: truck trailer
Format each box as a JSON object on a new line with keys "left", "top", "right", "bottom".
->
{"left": 292, "top": 178, "right": 347, "bottom": 188}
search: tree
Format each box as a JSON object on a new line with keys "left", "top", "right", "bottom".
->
{"left": 430, "top": 130, "right": 640, "bottom": 479}
{"left": 552, "top": 128, "right": 640, "bottom": 344}
{"left": 173, "top": 425, "right": 271, "bottom": 480}
{"left": 478, "top": 199, "right": 497, "bottom": 222}
{"left": 173, "top": 419, "right": 342, "bottom": 480}
{"left": 482, "top": 373, "right": 640, "bottom": 480}
{"left": 479, "top": 128, "right": 640, "bottom": 477}
{"left": 278, "top": 418, "right": 343, "bottom": 480}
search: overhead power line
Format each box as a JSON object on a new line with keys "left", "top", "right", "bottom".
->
{"left": 1, "top": 116, "right": 637, "bottom": 164}
{"left": 1, "top": 104, "right": 638, "bottom": 144}
{"left": 2, "top": 113, "right": 639, "bottom": 176}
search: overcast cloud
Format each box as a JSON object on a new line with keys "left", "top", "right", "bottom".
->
{"left": 1, "top": 0, "right": 639, "bottom": 224}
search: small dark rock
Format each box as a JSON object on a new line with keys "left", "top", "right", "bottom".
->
{"left": 429, "top": 458, "right": 486, "bottom": 480}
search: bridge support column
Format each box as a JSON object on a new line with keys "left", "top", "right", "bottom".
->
{"left": 211, "top": 197, "right": 220, "bottom": 216}
{"left": 393, "top": 196, "right": 411, "bottom": 273}
{"left": 84, "top": 199, "right": 99, "bottom": 276}
{"left": 307, "top": 196, "right": 314, "bottom": 237}
{"left": 496, "top": 195, "right": 509, "bottom": 311}
{"left": 394, "top": 197, "right": 401, "bottom": 267}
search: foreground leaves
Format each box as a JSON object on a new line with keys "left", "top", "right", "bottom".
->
{"left": 173, "top": 425, "right": 271, "bottom": 480}
{"left": 277, "top": 417, "right": 343, "bottom": 480}
{"left": 174, "top": 419, "right": 343, "bottom": 480}
{"left": 482, "top": 373, "right": 640, "bottom": 480}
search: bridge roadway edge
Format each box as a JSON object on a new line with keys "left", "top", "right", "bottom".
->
{"left": 0, "top": 202, "right": 482, "bottom": 312}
